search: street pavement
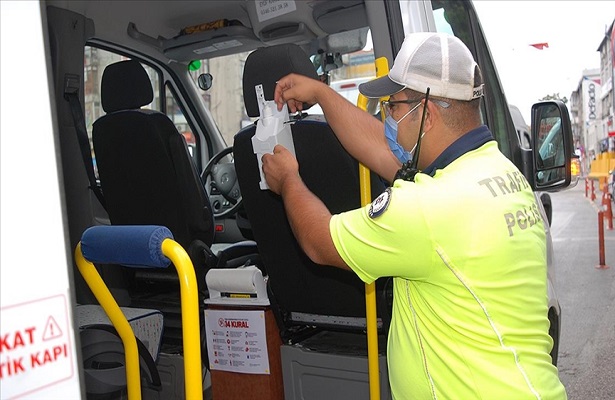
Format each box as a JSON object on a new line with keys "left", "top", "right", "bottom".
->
{"left": 549, "top": 179, "right": 615, "bottom": 399}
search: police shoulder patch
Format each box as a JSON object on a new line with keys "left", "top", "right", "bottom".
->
{"left": 369, "top": 187, "right": 392, "bottom": 218}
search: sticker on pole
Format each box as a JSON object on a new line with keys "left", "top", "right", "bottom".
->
{"left": 1, "top": 294, "right": 74, "bottom": 398}
{"left": 204, "top": 309, "right": 270, "bottom": 374}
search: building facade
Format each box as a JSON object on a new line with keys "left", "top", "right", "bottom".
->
{"left": 598, "top": 20, "right": 615, "bottom": 154}
{"left": 570, "top": 19, "right": 615, "bottom": 174}
{"left": 571, "top": 69, "right": 601, "bottom": 173}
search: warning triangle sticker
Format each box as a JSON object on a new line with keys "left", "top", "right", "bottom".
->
{"left": 43, "top": 316, "right": 63, "bottom": 341}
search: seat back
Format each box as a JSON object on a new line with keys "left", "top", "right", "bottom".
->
{"left": 92, "top": 60, "right": 215, "bottom": 346}
{"left": 234, "top": 44, "right": 387, "bottom": 333}
{"left": 93, "top": 60, "right": 214, "bottom": 251}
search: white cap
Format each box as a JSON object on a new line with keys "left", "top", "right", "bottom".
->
{"left": 359, "top": 32, "right": 484, "bottom": 101}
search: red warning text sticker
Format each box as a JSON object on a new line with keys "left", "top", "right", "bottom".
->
{"left": 1, "top": 294, "right": 74, "bottom": 399}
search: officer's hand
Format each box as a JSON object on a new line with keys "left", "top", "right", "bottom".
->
{"left": 274, "top": 73, "right": 326, "bottom": 113}
{"left": 261, "top": 145, "right": 299, "bottom": 195}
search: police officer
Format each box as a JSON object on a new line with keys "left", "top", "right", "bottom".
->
{"left": 262, "top": 32, "right": 566, "bottom": 399}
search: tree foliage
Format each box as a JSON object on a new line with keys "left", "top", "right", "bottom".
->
{"left": 539, "top": 93, "right": 568, "bottom": 104}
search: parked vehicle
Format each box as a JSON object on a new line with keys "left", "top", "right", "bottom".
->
{"left": 510, "top": 104, "right": 531, "bottom": 149}
{"left": 309, "top": 76, "right": 375, "bottom": 115}
{"left": 2, "top": 1, "right": 574, "bottom": 398}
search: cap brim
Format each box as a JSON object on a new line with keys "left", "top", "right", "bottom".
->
{"left": 358, "top": 75, "right": 405, "bottom": 98}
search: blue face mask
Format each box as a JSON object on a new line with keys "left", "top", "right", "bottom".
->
{"left": 383, "top": 101, "right": 420, "bottom": 164}
{"left": 384, "top": 116, "right": 412, "bottom": 163}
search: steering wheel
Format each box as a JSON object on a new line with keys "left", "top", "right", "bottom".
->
{"left": 201, "top": 146, "right": 242, "bottom": 219}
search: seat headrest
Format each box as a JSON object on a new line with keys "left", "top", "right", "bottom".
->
{"left": 101, "top": 60, "right": 154, "bottom": 113}
{"left": 242, "top": 44, "right": 319, "bottom": 118}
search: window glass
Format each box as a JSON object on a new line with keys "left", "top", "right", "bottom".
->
{"left": 309, "top": 31, "right": 377, "bottom": 114}
{"left": 187, "top": 52, "right": 249, "bottom": 146}
{"left": 165, "top": 83, "right": 197, "bottom": 157}
{"left": 184, "top": 28, "right": 376, "bottom": 145}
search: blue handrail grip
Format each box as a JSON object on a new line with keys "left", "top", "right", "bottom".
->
{"left": 81, "top": 225, "right": 173, "bottom": 268}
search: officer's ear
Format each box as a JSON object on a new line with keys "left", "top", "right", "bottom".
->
{"left": 422, "top": 99, "right": 438, "bottom": 132}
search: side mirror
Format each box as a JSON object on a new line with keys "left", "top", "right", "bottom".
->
{"left": 531, "top": 101, "right": 574, "bottom": 191}
{"left": 198, "top": 73, "right": 213, "bottom": 91}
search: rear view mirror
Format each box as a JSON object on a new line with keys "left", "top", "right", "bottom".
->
{"left": 531, "top": 101, "right": 573, "bottom": 190}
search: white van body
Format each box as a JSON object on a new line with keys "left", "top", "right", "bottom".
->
{"left": 1, "top": 2, "right": 83, "bottom": 397}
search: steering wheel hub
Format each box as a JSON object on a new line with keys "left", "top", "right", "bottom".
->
{"left": 201, "top": 147, "right": 242, "bottom": 218}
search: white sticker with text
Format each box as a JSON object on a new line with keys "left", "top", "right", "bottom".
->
{"left": 1, "top": 294, "right": 74, "bottom": 398}
{"left": 205, "top": 309, "right": 270, "bottom": 374}
{"left": 255, "top": 0, "right": 296, "bottom": 23}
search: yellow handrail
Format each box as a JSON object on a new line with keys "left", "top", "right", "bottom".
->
{"left": 161, "top": 239, "right": 203, "bottom": 399}
{"left": 357, "top": 55, "right": 390, "bottom": 400}
{"left": 75, "top": 244, "right": 142, "bottom": 400}
{"left": 75, "top": 234, "right": 204, "bottom": 400}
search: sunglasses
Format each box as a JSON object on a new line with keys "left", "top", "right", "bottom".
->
{"left": 381, "top": 97, "right": 450, "bottom": 116}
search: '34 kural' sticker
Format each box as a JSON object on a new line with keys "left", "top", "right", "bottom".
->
{"left": 369, "top": 187, "right": 391, "bottom": 218}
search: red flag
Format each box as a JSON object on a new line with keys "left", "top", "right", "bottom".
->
{"left": 529, "top": 42, "right": 549, "bottom": 50}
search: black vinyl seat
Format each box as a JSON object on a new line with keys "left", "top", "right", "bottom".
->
{"left": 233, "top": 44, "right": 389, "bottom": 340}
{"left": 92, "top": 59, "right": 257, "bottom": 347}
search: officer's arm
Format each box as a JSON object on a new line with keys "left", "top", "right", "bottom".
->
{"left": 315, "top": 87, "right": 400, "bottom": 181}
{"left": 275, "top": 73, "right": 399, "bottom": 181}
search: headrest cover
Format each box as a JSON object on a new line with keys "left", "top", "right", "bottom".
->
{"left": 101, "top": 60, "right": 154, "bottom": 113}
{"left": 81, "top": 225, "right": 173, "bottom": 268}
{"left": 243, "top": 44, "right": 319, "bottom": 117}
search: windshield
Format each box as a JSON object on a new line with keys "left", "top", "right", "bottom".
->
{"left": 188, "top": 31, "right": 376, "bottom": 145}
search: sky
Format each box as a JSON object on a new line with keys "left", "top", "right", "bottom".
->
{"left": 472, "top": 1, "right": 614, "bottom": 124}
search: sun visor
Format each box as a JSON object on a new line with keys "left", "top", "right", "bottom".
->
{"left": 127, "top": 22, "right": 262, "bottom": 62}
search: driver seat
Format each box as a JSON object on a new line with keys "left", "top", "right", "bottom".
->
{"left": 92, "top": 59, "right": 258, "bottom": 347}
{"left": 233, "top": 44, "right": 388, "bottom": 341}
